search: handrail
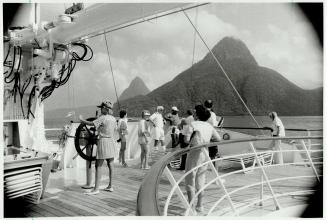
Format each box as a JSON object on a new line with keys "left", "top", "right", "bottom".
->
{"left": 221, "top": 126, "right": 272, "bottom": 131}
{"left": 136, "top": 149, "right": 178, "bottom": 216}
{"left": 284, "top": 128, "right": 322, "bottom": 132}
{"left": 136, "top": 135, "right": 322, "bottom": 216}
{"left": 221, "top": 126, "right": 322, "bottom": 132}
{"left": 44, "top": 128, "right": 63, "bottom": 131}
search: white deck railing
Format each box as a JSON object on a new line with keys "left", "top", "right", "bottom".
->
{"left": 137, "top": 135, "right": 323, "bottom": 216}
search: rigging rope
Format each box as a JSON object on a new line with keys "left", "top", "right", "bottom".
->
{"left": 183, "top": 10, "right": 264, "bottom": 132}
{"left": 190, "top": 8, "right": 198, "bottom": 105}
{"left": 72, "top": 71, "right": 76, "bottom": 120}
{"left": 103, "top": 33, "right": 121, "bottom": 110}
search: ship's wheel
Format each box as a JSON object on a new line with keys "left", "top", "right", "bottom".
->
{"left": 74, "top": 117, "right": 97, "bottom": 161}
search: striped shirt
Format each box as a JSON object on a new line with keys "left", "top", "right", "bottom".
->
{"left": 93, "top": 114, "right": 117, "bottom": 138}
{"left": 149, "top": 112, "right": 164, "bottom": 128}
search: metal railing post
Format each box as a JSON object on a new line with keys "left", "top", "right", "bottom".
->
{"left": 300, "top": 140, "right": 320, "bottom": 182}
{"left": 163, "top": 166, "right": 196, "bottom": 215}
{"left": 307, "top": 131, "right": 312, "bottom": 151}
{"left": 249, "top": 142, "right": 281, "bottom": 210}
{"left": 259, "top": 175, "right": 264, "bottom": 207}
{"left": 201, "top": 148, "right": 238, "bottom": 215}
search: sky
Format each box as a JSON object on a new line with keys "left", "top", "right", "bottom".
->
{"left": 36, "top": 3, "right": 323, "bottom": 111}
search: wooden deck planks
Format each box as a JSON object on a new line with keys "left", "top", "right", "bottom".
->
{"left": 58, "top": 192, "right": 112, "bottom": 216}
{"left": 43, "top": 200, "right": 80, "bottom": 216}
{"left": 43, "top": 198, "right": 96, "bottom": 216}
{"left": 23, "top": 208, "right": 45, "bottom": 218}
{"left": 27, "top": 204, "right": 60, "bottom": 217}
{"left": 75, "top": 192, "right": 135, "bottom": 215}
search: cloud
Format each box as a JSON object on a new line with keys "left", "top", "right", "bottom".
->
{"left": 251, "top": 21, "right": 322, "bottom": 89}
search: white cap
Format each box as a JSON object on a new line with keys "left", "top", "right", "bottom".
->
{"left": 172, "top": 106, "right": 179, "bottom": 111}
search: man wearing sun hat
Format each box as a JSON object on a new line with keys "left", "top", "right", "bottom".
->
{"left": 149, "top": 106, "right": 166, "bottom": 151}
{"left": 79, "top": 100, "right": 117, "bottom": 195}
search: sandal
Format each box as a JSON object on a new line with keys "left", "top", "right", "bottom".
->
{"left": 104, "top": 187, "right": 114, "bottom": 192}
{"left": 81, "top": 184, "right": 94, "bottom": 189}
{"left": 84, "top": 190, "right": 100, "bottom": 195}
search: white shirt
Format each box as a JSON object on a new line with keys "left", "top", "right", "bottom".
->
{"left": 117, "top": 118, "right": 128, "bottom": 131}
{"left": 207, "top": 111, "right": 219, "bottom": 127}
{"left": 190, "top": 121, "right": 221, "bottom": 143}
{"left": 272, "top": 117, "right": 285, "bottom": 137}
{"left": 185, "top": 115, "right": 194, "bottom": 125}
{"left": 149, "top": 112, "right": 164, "bottom": 128}
{"left": 138, "top": 119, "right": 150, "bottom": 136}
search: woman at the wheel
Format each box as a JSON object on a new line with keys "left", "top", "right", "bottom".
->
{"left": 79, "top": 100, "right": 117, "bottom": 195}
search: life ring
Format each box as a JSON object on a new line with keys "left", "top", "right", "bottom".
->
{"left": 223, "top": 133, "right": 230, "bottom": 140}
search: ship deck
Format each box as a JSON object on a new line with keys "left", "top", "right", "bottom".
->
{"left": 4, "top": 151, "right": 321, "bottom": 217}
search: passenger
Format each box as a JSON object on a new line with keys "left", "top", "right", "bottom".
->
{"left": 138, "top": 110, "right": 151, "bottom": 169}
{"left": 79, "top": 101, "right": 116, "bottom": 195}
{"left": 164, "top": 106, "right": 181, "bottom": 148}
{"left": 185, "top": 104, "right": 221, "bottom": 213}
{"left": 185, "top": 109, "right": 194, "bottom": 125}
{"left": 149, "top": 106, "right": 166, "bottom": 151}
{"left": 117, "top": 109, "right": 128, "bottom": 167}
{"left": 204, "top": 100, "right": 221, "bottom": 164}
{"left": 178, "top": 110, "right": 194, "bottom": 170}
{"left": 269, "top": 111, "right": 285, "bottom": 164}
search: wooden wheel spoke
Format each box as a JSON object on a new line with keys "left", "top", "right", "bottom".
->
{"left": 80, "top": 145, "right": 87, "bottom": 153}
{"left": 83, "top": 124, "right": 92, "bottom": 136}
{"left": 90, "top": 144, "right": 94, "bottom": 158}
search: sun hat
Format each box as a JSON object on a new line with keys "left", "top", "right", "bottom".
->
{"left": 157, "top": 106, "right": 164, "bottom": 111}
{"left": 171, "top": 106, "right": 179, "bottom": 112}
{"left": 97, "top": 101, "right": 113, "bottom": 109}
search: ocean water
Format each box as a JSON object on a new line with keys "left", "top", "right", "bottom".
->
{"left": 222, "top": 116, "right": 323, "bottom": 136}
{"left": 45, "top": 116, "right": 323, "bottom": 140}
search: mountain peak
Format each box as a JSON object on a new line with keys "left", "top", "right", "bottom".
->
{"left": 119, "top": 76, "right": 150, "bottom": 101}
{"left": 131, "top": 76, "right": 143, "bottom": 83}
{"left": 210, "top": 36, "right": 258, "bottom": 66}
{"left": 114, "top": 36, "right": 322, "bottom": 116}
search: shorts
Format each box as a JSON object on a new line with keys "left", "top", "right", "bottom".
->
{"left": 152, "top": 127, "right": 165, "bottom": 141}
